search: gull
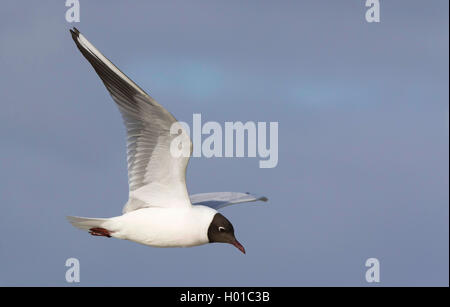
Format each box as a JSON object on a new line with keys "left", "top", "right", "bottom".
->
{"left": 66, "top": 28, "right": 268, "bottom": 254}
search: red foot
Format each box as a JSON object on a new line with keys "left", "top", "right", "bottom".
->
{"left": 89, "top": 227, "right": 112, "bottom": 238}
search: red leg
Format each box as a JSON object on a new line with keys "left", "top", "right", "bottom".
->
{"left": 89, "top": 227, "right": 112, "bottom": 238}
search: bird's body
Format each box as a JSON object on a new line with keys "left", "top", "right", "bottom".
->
{"left": 67, "top": 28, "right": 267, "bottom": 253}
{"left": 102, "top": 206, "right": 216, "bottom": 247}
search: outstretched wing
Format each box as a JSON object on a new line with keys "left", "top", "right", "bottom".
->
{"left": 70, "top": 28, "right": 192, "bottom": 212}
{"left": 190, "top": 192, "right": 268, "bottom": 210}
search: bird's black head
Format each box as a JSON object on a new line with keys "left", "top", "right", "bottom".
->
{"left": 207, "top": 213, "right": 245, "bottom": 254}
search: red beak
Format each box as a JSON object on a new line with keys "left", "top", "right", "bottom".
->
{"left": 232, "top": 239, "right": 246, "bottom": 254}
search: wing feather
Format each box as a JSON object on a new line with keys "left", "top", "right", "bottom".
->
{"left": 190, "top": 192, "right": 268, "bottom": 210}
{"left": 70, "top": 28, "right": 192, "bottom": 212}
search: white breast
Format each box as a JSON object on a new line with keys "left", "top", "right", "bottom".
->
{"left": 104, "top": 205, "right": 217, "bottom": 247}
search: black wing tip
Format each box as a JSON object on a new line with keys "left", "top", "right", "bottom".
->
{"left": 69, "top": 27, "right": 80, "bottom": 39}
{"left": 245, "top": 192, "right": 268, "bottom": 202}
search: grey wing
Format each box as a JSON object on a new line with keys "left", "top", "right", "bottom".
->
{"left": 70, "top": 28, "right": 192, "bottom": 211}
{"left": 190, "top": 192, "right": 268, "bottom": 210}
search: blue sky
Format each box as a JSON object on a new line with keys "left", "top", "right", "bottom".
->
{"left": 0, "top": 1, "right": 448, "bottom": 286}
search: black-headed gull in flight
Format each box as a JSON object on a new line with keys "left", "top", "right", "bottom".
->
{"left": 67, "top": 28, "right": 268, "bottom": 254}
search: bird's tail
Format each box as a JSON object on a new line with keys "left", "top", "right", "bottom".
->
{"left": 67, "top": 216, "right": 108, "bottom": 231}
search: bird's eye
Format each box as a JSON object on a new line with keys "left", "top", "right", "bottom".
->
{"left": 218, "top": 226, "right": 225, "bottom": 232}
